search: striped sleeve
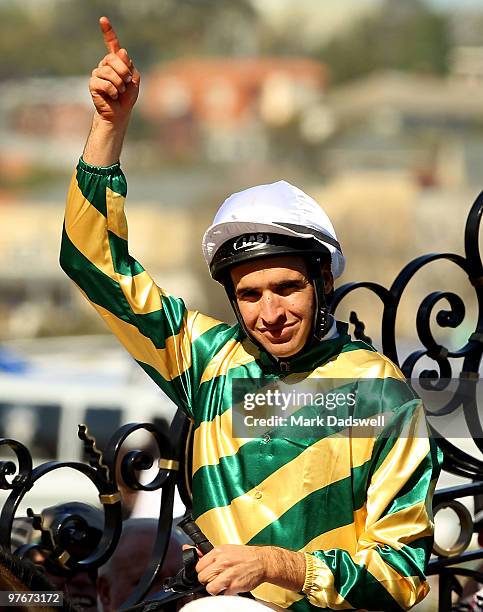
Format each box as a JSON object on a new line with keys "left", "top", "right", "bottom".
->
{"left": 301, "top": 401, "right": 442, "bottom": 611}
{"left": 60, "top": 158, "right": 223, "bottom": 416}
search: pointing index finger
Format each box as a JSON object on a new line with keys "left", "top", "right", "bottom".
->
{"left": 99, "top": 16, "right": 120, "bottom": 54}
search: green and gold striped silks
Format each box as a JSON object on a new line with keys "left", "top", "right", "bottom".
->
{"left": 61, "top": 159, "right": 442, "bottom": 611}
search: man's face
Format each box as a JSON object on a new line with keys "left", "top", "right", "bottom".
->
{"left": 230, "top": 255, "right": 333, "bottom": 358}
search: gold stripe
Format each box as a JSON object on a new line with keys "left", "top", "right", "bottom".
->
{"left": 159, "top": 458, "right": 179, "bottom": 471}
{"left": 354, "top": 548, "right": 427, "bottom": 608}
{"left": 365, "top": 405, "right": 430, "bottom": 524}
{"left": 106, "top": 186, "right": 128, "bottom": 239}
{"left": 117, "top": 272, "right": 163, "bottom": 315}
{"left": 65, "top": 173, "right": 117, "bottom": 281}
{"left": 67, "top": 176, "right": 169, "bottom": 319}
{"left": 301, "top": 506, "right": 367, "bottom": 557}
{"left": 362, "top": 500, "right": 433, "bottom": 552}
{"left": 192, "top": 409, "right": 251, "bottom": 474}
{"left": 99, "top": 492, "right": 122, "bottom": 504}
{"left": 251, "top": 583, "right": 304, "bottom": 609}
{"left": 305, "top": 347, "right": 406, "bottom": 381}
{"left": 187, "top": 310, "right": 224, "bottom": 343}
{"left": 197, "top": 433, "right": 375, "bottom": 546}
{"left": 77, "top": 288, "right": 192, "bottom": 381}
{"left": 199, "top": 339, "right": 257, "bottom": 385}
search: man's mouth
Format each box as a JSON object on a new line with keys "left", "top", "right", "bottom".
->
{"left": 259, "top": 323, "right": 297, "bottom": 342}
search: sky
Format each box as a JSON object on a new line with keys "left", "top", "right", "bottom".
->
{"left": 426, "top": 0, "right": 483, "bottom": 9}
{"left": 251, "top": 0, "right": 383, "bottom": 46}
{"left": 251, "top": 0, "right": 483, "bottom": 48}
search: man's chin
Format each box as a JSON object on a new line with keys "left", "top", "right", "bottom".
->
{"left": 259, "top": 338, "right": 301, "bottom": 359}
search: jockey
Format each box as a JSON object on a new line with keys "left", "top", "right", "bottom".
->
{"left": 60, "top": 16, "right": 441, "bottom": 612}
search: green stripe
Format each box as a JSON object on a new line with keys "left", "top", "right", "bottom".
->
{"left": 368, "top": 399, "right": 422, "bottom": 479}
{"left": 108, "top": 231, "right": 145, "bottom": 276}
{"left": 60, "top": 226, "right": 139, "bottom": 326}
{"left": 136, "top": 359, "right": 193, "bottom": 417}
{"left": 355, "top": 378, "right": 417, "bottom": 420}
{"left": 375, "top": 537, "right": 431, "bottom": 580}
{"left": 76, "top": 158, "right": 127, "bottom": 217}
{"left": 248, "top": 460, "right": 371, "bottom": 549}
{"left": 195, "top": 360, "right": 267, "bottom": 421}
{"left": 312, "top": 549, "right": 404, "bottom": 611}
{"left": 287, "top": 599, "right": 312, "bottom": 611}
{"left": 136, "top": 298, "right": 187, "bottom": 349}
{"left": 190, "top": 322, "right": 240, "bottom": 389}
{"left": 60, "top": 228, "right": 184, "bottom": 350}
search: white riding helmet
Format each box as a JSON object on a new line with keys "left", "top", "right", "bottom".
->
{"left": 202, "top": 180, "right": 345, "bottom": 282}
{"left": 202, "top": 180, "right": 345, "bottom": 351}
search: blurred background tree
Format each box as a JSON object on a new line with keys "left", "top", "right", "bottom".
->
{"left": 317, "top": 0, "right": 450, "bottom": 83}
{"left": 0, "top": 0, "right": 258, "bottom": 80}
{"left": 0, "top": 0, "right": 457, "bottom": 82}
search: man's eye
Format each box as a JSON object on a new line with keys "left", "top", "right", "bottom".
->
{"left": 277, "top": 283, "right": 301, "bottom": 295}
{"left": 239, "top": 291, "right": 259, "bottom": 301}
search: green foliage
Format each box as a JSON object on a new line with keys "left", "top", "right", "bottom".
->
{"left": 0, "top": 0, "right": 257, "bottom": 80}
{"left": 0, "top": 0, "right": 452, "bottom": 83}
{"left": 319, "top": 0, "right": 450, "bottom": 84}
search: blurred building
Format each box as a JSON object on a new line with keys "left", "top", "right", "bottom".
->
{"left": 0, "top": 77, "right": 92, "bottom": 174}
{"left": 141, "top": 57, "right": 328, "bottom": 162}
{"left": 0, "top": 57, "right": 328, "bottom": 172}
{"left": 0, "top": 203, "right": 206, "bottom": 340}
{"left": 324, "top": 70, "right": 483, "bottom": 187}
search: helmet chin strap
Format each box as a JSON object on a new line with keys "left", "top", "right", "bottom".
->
{"left": 223, "top": 257, "right": 331, "bottom": 366}
{"left": 306, "top": 257, "right": 331, "bottom": 343}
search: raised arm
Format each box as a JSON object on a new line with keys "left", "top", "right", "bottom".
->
{"left": 60, "top": 18, "right": 227, "bottom": 416}
{"left": 83, "top": 16, "right": 140, "bottom": 166}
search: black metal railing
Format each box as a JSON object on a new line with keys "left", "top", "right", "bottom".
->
{"left": 331, "top": 192, "right": 483, "bottom": 612}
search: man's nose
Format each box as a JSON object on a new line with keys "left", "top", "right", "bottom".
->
{"left": 259, "top": 293, "right": 284, "bottom": 325}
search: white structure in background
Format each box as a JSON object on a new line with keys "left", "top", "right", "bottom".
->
{"left": 0, "top": 335, "right": 185, "bottom": 516}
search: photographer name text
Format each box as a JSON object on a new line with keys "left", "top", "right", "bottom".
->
{"left": 243, "top": 414, "right": 386, "bottom": 428}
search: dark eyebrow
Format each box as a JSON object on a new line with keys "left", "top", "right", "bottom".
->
{"left": 273, "top": 279, "right": 306, "bottom": 290}
{"left": 235, "top": 286, "right": 259, "bottom": 298}
{"left": 235, "top": 278, "right": 307, "bottom": 298}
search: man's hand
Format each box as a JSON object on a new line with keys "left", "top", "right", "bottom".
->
{"left": 89, "top": 16, "right": 140, "bottom": 125}
{"left": 194, "top": 544, "right": 306, "bottom": 596}
{"left": 83, "top": 16, "right": 140, "bottom": 166}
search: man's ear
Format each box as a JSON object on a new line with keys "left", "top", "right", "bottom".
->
{"left": 321, "top": 265, "right": 334, "bottom": 296}
{"left": 97, "top": 575, "right": 111, "bottom": 612}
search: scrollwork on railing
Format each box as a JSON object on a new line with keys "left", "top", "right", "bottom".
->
{"left": 0, "top": 409, "right": 192, "bottom": 610}
{"left": 0, "top": 439, "right": 33, "bottom": 492}
{"left": 332, "top": 193, "right": 482, "bottom": 462}
{"left": 332, "top": 192, "right": 483, "bottom": 612}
